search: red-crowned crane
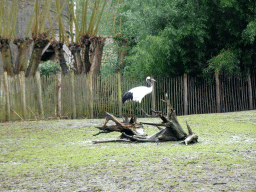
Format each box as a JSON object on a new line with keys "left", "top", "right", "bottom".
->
{"left": 122, "top": 76, "right": 156, "bottom": 114}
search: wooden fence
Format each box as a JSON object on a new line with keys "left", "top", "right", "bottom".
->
{"left": 0, "top": 72, "right": 255, "bottom": 122}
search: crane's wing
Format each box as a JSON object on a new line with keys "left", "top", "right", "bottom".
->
{"left": 122, "top": 91, "right": 133, "bottom": 103}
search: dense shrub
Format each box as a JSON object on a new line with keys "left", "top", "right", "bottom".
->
{"left": 38, "top": 60, "right": 61, "bottom": 76}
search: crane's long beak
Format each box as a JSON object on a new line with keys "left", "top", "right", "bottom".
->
{"left": 151, "top": 78, "right": 157, "bottom": 82}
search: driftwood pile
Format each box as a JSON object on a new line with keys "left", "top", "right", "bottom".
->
{"left": 93, "top": 109, "right": 198, "bottom": 145}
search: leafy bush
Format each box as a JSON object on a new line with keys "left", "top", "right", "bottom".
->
{"left": 38, "top": 60, "right": 61, "bottom": 76}
{"left": 124, "top": 35, "right": 171, "bottom": 78}
{"left": 242, "top": 20, "right": 256, "bottom": 45}
{"left": 100, "top": 39, "right": 119, "bottom": 75}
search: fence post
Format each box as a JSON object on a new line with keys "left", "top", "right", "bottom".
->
{"left": 35, "top": 71, "right": 44, "bottom": 118}
{"left": 19, "top": 71, "right": 26, "bottom": 119}
{"left": 57, "top": 72, "right": 62, "bottom": 118}
{"left": 248, "top": 73, "right": 253, "bottom": 110}
{"left": 165, "top": 93, "right": 171, "bottom": 115}
{"left": 215, "top": 71, "right": 221, "bottom": 113}
{"left": 118, "top": 73, "right": 122, "bottom": 117}
{"left": 3, "top": 72, "right": 10, "bottom": 121}
{"left": 70, "top": 71, "right": 76, "bottom": 119}
{"left": 151, "top": 78, "right": 156, "bottom": 113}
{"left": 89, "top": 72, "right": 94, "bottom": 118}
{"left": 183, "top": 73, "right": 188, "bottom": 115}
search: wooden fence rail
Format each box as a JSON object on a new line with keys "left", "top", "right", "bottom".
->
{"left": 0, "top": 72, "right": 255, "bottom": 122}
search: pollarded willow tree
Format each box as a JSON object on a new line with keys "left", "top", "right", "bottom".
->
{"left": 0, "top": 0, "right": 68, "bottom": 77}
{"left": 111, "top": 0, "right": 131, "bottom": 73}
{"left": 0, "top": 0, "right": 19, "bottom": 76}
{"left": 67, "top": 0, "right": 127, "bottom": 75}
{"left": 26, "top": 0, "right": 68, "bottom": 77}
{"left": 0, "top": 0, "right": 122, "bottom": 76}
{"left": 68, "top": 0, "right": 109, "bottom": 75}
{"left": 50, "top": 0, "right": 70, "bottom": 75}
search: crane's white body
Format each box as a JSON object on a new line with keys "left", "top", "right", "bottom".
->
{"left": 125, "top": 86, "right": 153, "bottom": 103}
{"left": 122, "top": 76, "right": 156, "bottom": 103}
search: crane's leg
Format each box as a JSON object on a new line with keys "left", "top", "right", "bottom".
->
{"left": 134, "top": 102, "right": 140, "bottom": 116}
{"left": 138, "top": 104, "right": 151, "bottom": 117}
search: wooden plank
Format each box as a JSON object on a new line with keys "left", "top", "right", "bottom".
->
{"left": 89, "top": 73, "right": 94, "bottom": 118}
{"left": 4, "top": 72, "right": 10, "bottom": 121}
{"left": 198, "top": 81, "right": 202, "bottom": 114}
{"left": 194, "top": 79, "right": 197, "bottom": 114}
{"left": 215, "top": 72, "right": 221, "bottom": 113}
{"left": 191, "top": 77, "right": 195, "bottom": 114}
{"left": 57, "top": 72, "right": 62, "bottom": 118}
{"left": 151, "top": 76, "right": 156, "bottom": 113}
{"left": 175, "top": 77, "right": 178, "bottom": 114}
{"left": 70, "top": 71, "right": 76, "bottom": 119}
{"left": 226, "top": 77, "right": 230, "bottom": 112}
{"left": 183, "top": 73, "right": 188, "bottom": 115}
{"left": 253, "top": 75, "right": 256, "bottom": 109}
{"left": 1, "top": 73, "right": 255, "bottom": 120}
{"left": 232, "top": 77, "right": 237, "bottom": 112}
{"left": 36, "top": 71, "right": 44, "bottom": 118}
{"left": 118, "top": 73, "right": 122, "bottom": 117}
{"left": 19, "top": 71, "right": 26, "bottom": 119}
{"left": 248, "top": 74, "right": 253, "bottom": 110}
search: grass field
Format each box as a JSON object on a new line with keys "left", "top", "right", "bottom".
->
{"left": 0, "top": 110, "right": 256, "bottom": 191}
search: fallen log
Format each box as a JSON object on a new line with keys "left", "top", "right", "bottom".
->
{"left": 93, "top": 93, "right": 198, "bottom": 144}
{"left": 93, "top": 112, "right": 146, "bottom": 137}
{"left": 93, "top": 110, "right": 198, "bottom": 145}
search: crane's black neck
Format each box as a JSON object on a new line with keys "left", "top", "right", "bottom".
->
{"left": 146, "top": 78, "right": 153, "bottom": 87}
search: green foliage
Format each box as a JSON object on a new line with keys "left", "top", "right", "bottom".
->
{"left": 242, "top": 20, "right": 256, "bottom": 44}
{"left": 116, "top": 0, "right": 256, "bottom": 78}
{"left": 100, "top": 39, "right": 119, "bottom": 75}
{"left": 119, "top": 0, "right": 175, "bottom": 41}
{"left": 38, "top": 60, "right": 61, "bottom": 76}
{"left": 206, "top": 49, "right": 240, "bottom": 76}
{"left": 124, "top": 35, "right": 171, "bottom": 78}
{"left": 122, "top": 0, "right": 209, "bottom": 77}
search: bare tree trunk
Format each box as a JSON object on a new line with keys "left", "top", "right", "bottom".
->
{"left": 75, "top": 49, "right": 83, "bottom": 74}
{"left": 59, "top": 50, "right": 69, "bottom": 75}
{"left": 90, "top": 37, "right": 105, "bottom": 75}
{"left": 68, "top": 43, "right": 81, "bottom": 74}
{"left": 51, "top": 40, "right": 69, "bottom": 75}
{"left": 70, "top": 50, "right": 77, "bottom": 72}
{"left": 113, "top": 34, "right": 129, "bottom": 72}
{"left": 25, "top": 33, "right": 49, "bottom": 77}
{"left": 13, "top": 38, "right": 32, "bottom": 74}
{"left": 80, "top": 34, "right": 91, "bottom": 74}
{"left": 0, "top": 38, "right": 14, "bottom": 76}
{"left": 68, "top": 35, "right": 105, "bottom": 75}
{"left": 89, "top": 36, "right": 98, "bottom": 69}
{"left": 26, "top": 47, "right": 41, "bottom": 77}
{"left": 116, "top": 41, "right": 128, "bottom": 72}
